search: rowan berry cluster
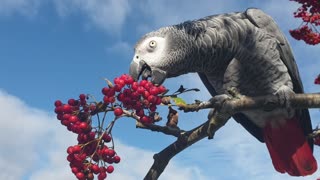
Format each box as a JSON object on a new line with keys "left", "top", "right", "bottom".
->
{"left": 54, "top": 94, "right": 120, "bottom": 180}
{"left": 290, "top": 0, "right": 320, "bottom": 45}
{"left": 54, "top": 74, "right": 166, "bottom": 179}
{"left": 102, "top": 74, "right": 166, "bottom": 124}
{"left": 290, "top": 25, "right": 320, "bottom": 45}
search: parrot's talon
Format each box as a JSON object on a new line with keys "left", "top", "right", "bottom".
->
{"left": 209, "top": 94, "right": 232, "bottom": 110}
{"left": 275, "top": 85, "right": 294, "bottom": 108}
{"left": 274, "top": 85, "right": 295, "bottom": 117}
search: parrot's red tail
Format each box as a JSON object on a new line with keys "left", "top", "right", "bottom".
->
{"left": 263, "top": 117, "right": 317, "bottom": 176}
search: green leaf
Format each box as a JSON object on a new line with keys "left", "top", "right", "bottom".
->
{"left": 172, "top": 97, "right": 186, "bottom": 106}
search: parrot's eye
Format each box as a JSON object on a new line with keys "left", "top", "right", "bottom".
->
{"left": 149, "top": 40, "right": 157, "bottom": 48}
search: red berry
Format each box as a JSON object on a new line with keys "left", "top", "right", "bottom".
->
{"left": 113, "top": 155, "right": 121, "bottom": 163}
{"left": 79, "top": 122, "right": 88, "bottom": 130}
{"left": 103, "top": 133, "right": 112, "bottom": 142}
{"left": 158, "top": 85, "right": 166, "bottom": 93}
{"left": 89, "top": 104, "right": 96, "bottom": 111}
{"left": 149, "top": 87, "right": 159, "bottom": 95}
{"left": 103, "top": 96, "right": 110, "bottom": 104}
{"left": 140, "top": 116, "right": 152, "bottom": 124}
{"left": 143, "top": 91, "right": 150, "bottom": 99}
{"left": 68, "top": 99, "right": 76, "bottom": 106}
{"left": 69, "top": 115, "right": 79, "bottom": 123}
{"left": 77, "top": 133, "right": 88, "bottom": 143}
{"left": 88, "top": 131, "right": 96, "bottom": 139}
{"left": 98, "top": 172, "right": 107, "bottom": 180}
{"left": 108, "top": 96, "right": 115, "bottom": 103}
{"left": 71, "top": 167, "right": 79, "bottom": 174}
{"left": 114, "top": 108, "right": 123, "bottom": 116}
{"left": 124, "top": 75, "right": 134, "bottom": 85}
{"left": 62, "top": 104, "right": 73, "bottom": 113}
{"left": 139, "top": 80, "right": 148, "bottom": 87}
{"left": 62, "top": 114, "right": 71, "bottom": 120}
{"left": 107, "top": 88, "right": 115, "bottom": 97}
{"left": 67, "top": 154, "right": 74, "bottom": 162}
{"left": 54, "top": 106, "right": 63, "bottom": 114}
{"left": 106, "top": 165, "right": 114, "bottom": 173}
{"left": 54, "top": 100, "right": 63, "bottom": 107}
{"left": 131, "top": 91, "right": 139, "bottom": 100}
{"left": 113, "top": 84, "right": 122, "bottom": 92}
{"left": 73, "top": 145, "right": 81, "bottom": 153}
{"left": 147, "top": 95, "right": 157, "bottom": 104}
{"left": 79, "top": 94, "right": 86, "bottom": 100}
{"left": 137, "top": 86, "right": 145, "bottom": 94}
{"left": 104, "top": 157, "right": 114, "bottom": 164}
{"left": 67, "top": 146, "right": 74, "bottom": 154}
{"left": 106, "top": 149, "right": 115, "bottom": 157}
{"left": 123, "top": 88, "right": 132, "bottom": 97}
{"left": 117, "top": 93, "right": 125, "bottom": 101}
{"left": 102, "top": 87, "right": 110, "bottom": 95}
{"left": 87, "top": 173, "right": 94, "bottom": 180}
{"left": 144, "top": 81, "right": 153, "bottom": 90}
{"left": 91, "top": 164, "right": 100, "bottom": 174}
{"left": 76, "top": 172, "right": 85, "bottom": 180}
{"left": 131, "top": 82, "right": 139, "bottom": 90}
{"left": 136, "top": 109, "right": 145, "bottom": 117}
{"left": 61, "top": 120, "right": 70, "bottom": 126}
{"left": 133, "top": 102, "right": 142, "bottom": 110}
{"left": 92, "top": 154, "right": 99, "bottom": 162}
{"left": 115, "top": 78, "right": 125, "bottom": 88}
{"left": 57, "top": 114, "right": 64, "bottom": 120}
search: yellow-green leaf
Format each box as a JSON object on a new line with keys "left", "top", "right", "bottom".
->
{"left": 172, "top": 97, "right": 186, "bottom": 106}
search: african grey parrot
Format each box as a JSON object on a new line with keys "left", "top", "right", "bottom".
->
{"left": 129, "top": 8, "right": 317, "bottom": 176}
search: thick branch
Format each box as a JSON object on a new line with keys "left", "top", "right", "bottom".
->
{"left": 144, "top": 92, "right": 320, "bottom": 180}
{"left": 144, "top": 121, "right": 210, "bottom": 180}
{"left": 180, "top": 93, "right": 320, "bottom": 112}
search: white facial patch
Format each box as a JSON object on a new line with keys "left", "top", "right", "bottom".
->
{"left": 133, "top": 36, "right": 167, "bottom": 66}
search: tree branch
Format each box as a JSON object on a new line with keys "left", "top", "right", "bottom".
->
{"left": 180, "top": 93, "right": 320, "bottom": 112}
{"left": 136, "top": 122, "right": 184, "bottom": 137}
{"left": 144, "top": 92, "right": 320, "bottom": 180}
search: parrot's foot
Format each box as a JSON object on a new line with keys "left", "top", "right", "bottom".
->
{"left": 274, "top": 85, "right": 295, "bottom": 117}
{"left": 207, "top": 94, "right": 232, "bottom": 139}
{"left": 208, "top": 94, "right": 232, "bottom": 110}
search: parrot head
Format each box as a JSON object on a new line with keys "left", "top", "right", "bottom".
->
{"left": 129, "top": 26, "right": 196, "bottom": 86}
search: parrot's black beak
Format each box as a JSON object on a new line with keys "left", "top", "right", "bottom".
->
{"left": 129, "top": 60, "right": 167, "bottom": 86}
{"left": 129, "top": 60, "right": 150, "bottom": 81}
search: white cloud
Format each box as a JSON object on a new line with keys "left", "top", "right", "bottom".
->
{"left": 0, "top": 89, "right": 76, "bottom": 180}
{"left": 0, "top": 0, "right": 131, "bottom": 33}
{"left": 53, "top": 0, "right": 130, "bottom": 33}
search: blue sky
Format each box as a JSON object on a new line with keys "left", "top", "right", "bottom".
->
{"left": 0, "top": 0, "right": 320, "bottom": 180}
